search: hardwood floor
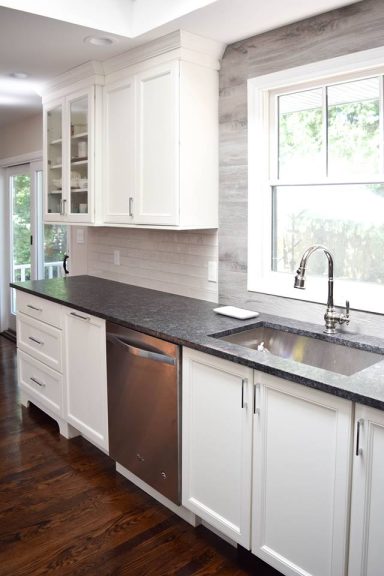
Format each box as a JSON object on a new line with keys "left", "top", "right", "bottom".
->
{"left": 0, "top": 336, "right": 280, "bottom": 576}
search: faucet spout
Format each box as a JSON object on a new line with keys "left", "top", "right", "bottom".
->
{"left": 293, "top": 244, "right": 349, "bottom": 334}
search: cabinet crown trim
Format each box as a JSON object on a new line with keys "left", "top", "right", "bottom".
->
{"left": 103, "top": 30, "right": 224, "bottom": 75}
{"left": 41, "top": 31, "right": 224, "bottom": 98}
{"left": 40, "top": 61, "right": 105, "bottom": 99}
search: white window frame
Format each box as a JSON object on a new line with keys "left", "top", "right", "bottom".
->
{"left": 248, "top": 46, "right": 384, "bottom": 314}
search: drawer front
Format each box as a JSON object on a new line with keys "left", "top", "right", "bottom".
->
{"left": 16, "top": 291, "right": 63, "bottom": 329}
{"left": 18, "top": 350, "right": 62, "bottom": 415}
{"left": 17, "top": 313, "right": 63, "bottom": 372}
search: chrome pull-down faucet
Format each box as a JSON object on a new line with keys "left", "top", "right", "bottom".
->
{"left": 294, "top": 244, "right": 350, "bottom": 334}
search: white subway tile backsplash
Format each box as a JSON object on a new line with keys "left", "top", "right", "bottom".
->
{"left": 86, "top": 227, "right": 219, "bottom": 302}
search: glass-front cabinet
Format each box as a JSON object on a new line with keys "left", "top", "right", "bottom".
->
{"left": 46, "top": 102, "right": 64, "bottom": 216}
{"left": 69, "top": 96, "right": 89, "bottom": 217}
{"left": 44, "top": 85, "right": 99, "bottom": 224}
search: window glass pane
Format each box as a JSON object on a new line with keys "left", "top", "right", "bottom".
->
{"left": 278, "top": 88, "right": 323, "bottom": 179}
{"left": 44, "top": 225, "right": 67, "bottom": 278}
{"left": 327, "top": 77, "right": 380, "bottom": 177}
{"left": 272, "top": 183, "right": 384, "bottom": 284}
{"left": 11, "top": 174, "right": 31, "bottom": 283}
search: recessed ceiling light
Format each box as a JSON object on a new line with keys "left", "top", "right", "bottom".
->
{"left": 84, "top": 36, "right": 115, "bottom": 46}
{"left": 9, "top": 72, "right": 29, "bottom": 79}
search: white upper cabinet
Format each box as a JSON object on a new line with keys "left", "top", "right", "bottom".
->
{"left": 43, "top": 32, "right": 222, "bottom": 228}
{"left": 42, "top": 64, "right": 104, "bottom": 225}
{"left": 135, "top": 61, "right": 179, "bottom": 225}
{"left": 103, "top": 75, "right": 136, "bottom": 224}
{"left": 103, "top": 31, "right": 222, "bottom": 229}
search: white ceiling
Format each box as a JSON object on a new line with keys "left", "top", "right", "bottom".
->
{"left": 0, "top": 0, "right": 360, "bottom": 128}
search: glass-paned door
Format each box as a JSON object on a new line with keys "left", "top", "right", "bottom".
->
{"left": 70, "top": 96, "right": 89, "bottom": 215}
{"left": 9, "top": 166, "right": 33, "bottom": 325}
{"left": 5, "top": 162, "right": 69, "bottom": 332}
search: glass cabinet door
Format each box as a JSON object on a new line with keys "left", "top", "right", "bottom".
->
{"left": 69, "top": 96, "right": 89, "bottom": 216}
{"left": 47, "top": 105, "right": 63, "bottom": 216}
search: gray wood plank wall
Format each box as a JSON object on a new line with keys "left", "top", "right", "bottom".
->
{"left": 219, "top": 0, "right": 384, "bottom": 338}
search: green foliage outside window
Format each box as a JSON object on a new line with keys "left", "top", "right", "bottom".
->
{"left": 12, "top": 174, "right": 67, "bottom": 281}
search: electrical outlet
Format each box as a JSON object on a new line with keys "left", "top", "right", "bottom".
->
{"left": 113, "top": 250, "right": 120, "bottom": 266}
{"left": 76, "top": 228, "right": 85, "bottom": 244}
{"left": 208, "top": 261, "right": 218, "bottom": 282}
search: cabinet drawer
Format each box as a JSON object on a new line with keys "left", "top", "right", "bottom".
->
{"left": 16, "top": 291, "right": 63, "bottom": 329}
{"left": 17, "top": 313, "right": 63, "bottom": 372}
{"left": 18, "top": 350, "right": 62, "bottom": 416}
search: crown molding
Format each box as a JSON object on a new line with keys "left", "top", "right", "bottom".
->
{"left": 103, "top": 30, "right": 225, "bottom": 75}
{"left": 39, "top": 61, "right": 104, "bottom": 98}
{"left": 39, "top": 30, "right": 225, "bottom": 98}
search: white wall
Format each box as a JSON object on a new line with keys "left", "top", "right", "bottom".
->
{"left": 0, "top": 113, "right": 42, "bottom": 160}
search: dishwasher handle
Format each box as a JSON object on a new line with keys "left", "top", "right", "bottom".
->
{"left": 106, "top": 333, "right": 176, "bottom": 366}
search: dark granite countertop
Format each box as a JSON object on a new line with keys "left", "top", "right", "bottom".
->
{"left": 11, "top": 275, "right": 384, "bottom": 411}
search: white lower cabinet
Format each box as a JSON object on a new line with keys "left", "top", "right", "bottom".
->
{"left": 252, "top": 371, "right": 353, "bottom": 576}
{"left": 348, "top": 404, "right": 384, "bottom": 576}
{"left": 182, "top": 348, "right": 253, "bottom": 547}
{"left": 182, "top": 349, "right": 354, "bottom": 576}
{"left": 63, "top": 307, "right": 108, "bottom": 451}
{"left": 16, "top": 291, "right": 109, "bottom": 452}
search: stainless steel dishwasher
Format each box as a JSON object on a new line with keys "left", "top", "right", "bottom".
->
{"left": 106, "top": 322, "right": 181, "bottom": 504}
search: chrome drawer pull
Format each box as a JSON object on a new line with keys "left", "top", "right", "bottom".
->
{"left": 28, "top": 336, "right": 44, "bottom": 346}
{"left": 30, "top": 376, "right": 46, "bottom": 388}
{"left": 27, "top": 304, "right": 42, "bottom": 312}
{"left": 70, "top": 311, "right": 90, "bottom": 321}
{"left": 356, "top": 418, "right": 364, "bottom": 456}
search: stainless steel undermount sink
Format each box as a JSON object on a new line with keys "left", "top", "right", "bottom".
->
{"left": 216, "top": 325, "right": 383, "bottom": 376}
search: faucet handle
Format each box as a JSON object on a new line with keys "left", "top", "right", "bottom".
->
{"left": 340, "top": 300, "right": 350, "bottom": 326}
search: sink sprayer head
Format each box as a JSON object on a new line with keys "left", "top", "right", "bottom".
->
{"left": 294, "top": 268, "right": 306, "bottom": 289}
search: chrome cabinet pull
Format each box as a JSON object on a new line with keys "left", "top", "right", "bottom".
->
{"left": 27, "top": 304, "right": 42, "bottom": 312}
{"left": 28, "top": 336, "right": 44, "bottom": 346}
{"left": 30, "top": 376, "right": 46, "bottom": 388}
{"left": 70, "top": 311, "right": 90, "bottom": 321}
{"left": 129, "top": 196, "right": 134, "bottom": 217}
{"left": 356, "top": 418, "right": 364, "bottom": 456}
{"left": 253, "top": 383, "right": 260, "bottom": 414}
{"left": 241, "top": 378, "right": 247, "bottom": 408}
{"left": 60, "top": 198, "right": 67, "bottom": 216}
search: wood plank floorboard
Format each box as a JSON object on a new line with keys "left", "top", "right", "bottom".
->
{"left": 0, "top": 336, "right": 280, "bottom": 576}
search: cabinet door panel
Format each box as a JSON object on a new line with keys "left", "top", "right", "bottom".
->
{"left": 135, "top": 62, "right": 179, "bottom": 225}
{"left": 182, "top": 348, "right": 252, "bottom": 546}
{"left": 103, "top": 77, "right": 135, "bottom": 223}
{"left": 349, "top": 404, "right": 384, "bottom": 576}
{"left": 252, "top": 373, "right": 352, "bottom": 576}
{"left": 64, "top": 310, "right": 108, "bottom": 450}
